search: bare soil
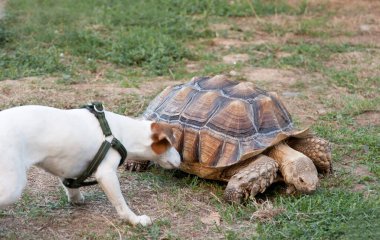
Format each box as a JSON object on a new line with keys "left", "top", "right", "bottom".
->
{"left": 355, "top": 111, "right": 380, "bottom": 127}
{"left": 1, "top": 1, "right": 379, "bottom": 239}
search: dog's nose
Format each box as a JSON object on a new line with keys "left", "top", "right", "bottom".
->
{"left": 169, "top": 148, "right": 181, "bottom": 167}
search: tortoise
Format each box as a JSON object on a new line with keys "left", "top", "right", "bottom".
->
{"left": 127, "top": 75, "right": 332, "bottom": 203}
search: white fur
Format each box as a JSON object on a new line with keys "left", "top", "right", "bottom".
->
{"left": 0, "top": 105, "right": 181, "bottom": 226}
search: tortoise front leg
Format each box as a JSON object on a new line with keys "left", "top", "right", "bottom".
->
{"left": 223, "top": 155, "right": 278, "bottom": 204}
{"left": 125, "top": 159, "right": 151, "bottom": 172}
{"left": 288, "top": 136, "right": 332, "bottom": 174}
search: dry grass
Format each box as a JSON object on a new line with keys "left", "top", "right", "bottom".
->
{"left": 1, "top": 0, "right": 379, "bottom": 239}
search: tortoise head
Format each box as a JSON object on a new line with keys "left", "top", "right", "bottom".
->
{"left": 286, "top": 156, "right": 319, "bottom": 194}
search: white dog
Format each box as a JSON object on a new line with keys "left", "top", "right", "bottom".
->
{"left": 0, "top": 105, "right": 181, "bottom": 226}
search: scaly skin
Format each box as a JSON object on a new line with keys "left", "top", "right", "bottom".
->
{"left": 125, "top": 159, "right": 151, "bottom": 172}
{"left": 267, "top": 143, "right": 319, "bottom": 194}
{"left": 287, "top": 136, "right": 333, "bottom": 174}
{"left": 223, "top": 155, "right": 278, "bottom": 203}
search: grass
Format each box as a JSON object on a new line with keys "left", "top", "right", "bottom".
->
{"left": 1, "top": 0, "right": 380, "bottom": 239}
{"left": 0, "top": 0, "right": 314, "bottom": 80}
{"left": 0, "top": 0, "right": 204, "bottom": 79}
{"left": 246, "top": 42, "right": 369, "bottom": 72}
{"left": 257, "top": 190, "right": 380, "bottom": 239}
{"left": 315, "top": 95, "right": 380, "bottom": 178}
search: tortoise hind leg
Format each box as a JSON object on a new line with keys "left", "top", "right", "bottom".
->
{"left": 288, "top": 136, "right": 332, "bottom": 174}
{"left": 223, "top": 155, "right": 278, "bottom": 204}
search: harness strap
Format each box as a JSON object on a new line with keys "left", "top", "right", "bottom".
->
{"left": 62, "top": 102, "right": 128, "bottom": 189}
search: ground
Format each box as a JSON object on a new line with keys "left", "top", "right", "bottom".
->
{"left": 0, "top": 0, "right": 379, "bottom": 239}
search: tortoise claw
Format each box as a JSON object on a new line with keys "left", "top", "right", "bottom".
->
{"left": 223, "top": 188, "right": 247, "bottom": 204}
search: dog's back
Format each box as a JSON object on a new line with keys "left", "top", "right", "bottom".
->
{"left": 0, "top": 105, "right": 103, "bottom": 208}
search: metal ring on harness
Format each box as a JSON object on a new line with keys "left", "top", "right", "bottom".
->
{"left": 93, "top": 104, "right": 104, "bottom": 113}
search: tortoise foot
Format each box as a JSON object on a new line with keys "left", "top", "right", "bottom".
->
{"left": 223, "top": 188, "right": 246, "bottom": 204}
{"left": 125, "top": 159, "right": 151, "bottom": 172}
{"left": 288, "top": 136, "right": 333, "bottom": 174}
{"left": 223, "top": 155, "right": 278, "bottom": 204}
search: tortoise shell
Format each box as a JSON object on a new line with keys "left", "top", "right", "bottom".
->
{"left": 143, "top": 75, "right": 309, "bottom": 171}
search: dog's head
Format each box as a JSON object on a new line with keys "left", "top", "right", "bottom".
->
{"left": 149, "top": 122, "right": 181, "bottom": 169}
{"left": 127, "top": 121, "right": 180, "bottom": 169}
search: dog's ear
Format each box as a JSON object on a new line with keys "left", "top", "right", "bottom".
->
{"left": 150, "top": 122, "right": 175, "bottom": 155}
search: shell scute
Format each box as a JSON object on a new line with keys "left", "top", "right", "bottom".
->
{"left": 171, "top": 123, "right": 184, "bottom": 152}
{"left": 180, "top": 91, "right": 221, "bottom": 127}
{"left": 199, "top": 130, "right": 223, "bottom": 166}
{"left": 254, "top": 95, "right": 292, "bottom": 134}
{"left": 182, "top": 127, "right": 199, "bottom": 163}
{"left": 155, "top": 86, "right": 197, "bottom": 122}
{"left": 206, "top": 100, "right": 256, "bottom": 138}
{"left": 195, "top": 75, "right": 235, "bottom": 90}
{"left": 216, "top": 139, "right": 240, "bottom": 167}
{"left": 222, "top": 81, "right": 264, "bottom": 99}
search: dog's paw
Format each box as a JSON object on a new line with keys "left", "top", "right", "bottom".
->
{"left": 69, "top": 193, "right": 85, "bottom": 205}
{"left": 135, "top": 215, "right": 152, "bottom": 227}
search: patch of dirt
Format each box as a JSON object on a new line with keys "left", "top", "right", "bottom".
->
{"left": 322, "top": 0, "right": 380, "bottom": 46}
{"left": 0, "top": 77, "right": 181, "bottom": 112}
{"left": 229, "top": 1, "right": 380, "bottom": 47}
{"left": 200, "top": 211, "right": 221, "bottom": 226}
{"left": 241, "top": 67, "right": 298, "bottom": 85}
{"left": 0, "top": 77, "right": 135, "bottom": 109}
{"left": 138, "top": 78, "right": 182, "bottom": 96}
{"left": 0, "top": 166, "right": 118, "bottom": 239}
{"left": 26, "top": 167, "right": 61, "bottom": 196}
{"left": 211, "top": 38, "right": 250, "bottom": 49}
{"left": 327, "top": 50, "right": 380, "bottom": 79}
{"left": 352, "top": 184, "right": 367, "bottom": 192}
{"left": 0, "top": 0, "right": 5, "bottom": 20}
{"left": 339, "top": 162, "right": 375, "bottom": 178}
{"left": 209, "top": 23, "right": 231, "bottom": 32}
{"left": 222, "top": 53, "right": 250, "bottom": 64}
{"left": 250, "top": 200, "right": 284, "bottom": 223}
{"left": 355, "top": 111, "right": 380, "bottom": 126}
{"left": 353, "top": 165, "right": 374, "bottom": 177}
{"left": 185, "top": 61, "right": 203, "bottom": 73}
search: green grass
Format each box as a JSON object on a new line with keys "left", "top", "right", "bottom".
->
{"left": 257, "top": 190, "right": 380, "bottom": 239}
{"left": 262, "top": 16, "right": 332, "bottom": 38}
{"left": 246, "top": 42, "right": 369, "bottom": 72}
{"left": 0, "top": 0, "right": 311, "bottom": 80}
{"left": 124, "top": 167, "right": 380, "bottom": 239}
{"left": 176, "top": 0, "right": 310, "bottom": 17}
{"left": 314, "top": 95, "right": 380, "bottom": 178}
{"left": 1, "top": 0, "right": 380, "bottom": 239}
{"left": 0, "top": 0, "right": 206, "bottom": 79}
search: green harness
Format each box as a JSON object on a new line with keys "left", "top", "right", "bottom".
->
{"left": 62, "top": 102, "right": 127, "bottom": 188}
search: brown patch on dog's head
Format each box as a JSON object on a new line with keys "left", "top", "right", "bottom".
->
{"left": 151, "top": 122, "right": 175, "bottom": 155}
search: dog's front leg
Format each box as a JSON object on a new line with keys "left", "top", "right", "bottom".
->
{"left": 59, "top": 178, "right": 85, "bottom": 205}
{"left": 95, "top": 166, "right": 152, "bottom": 226}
